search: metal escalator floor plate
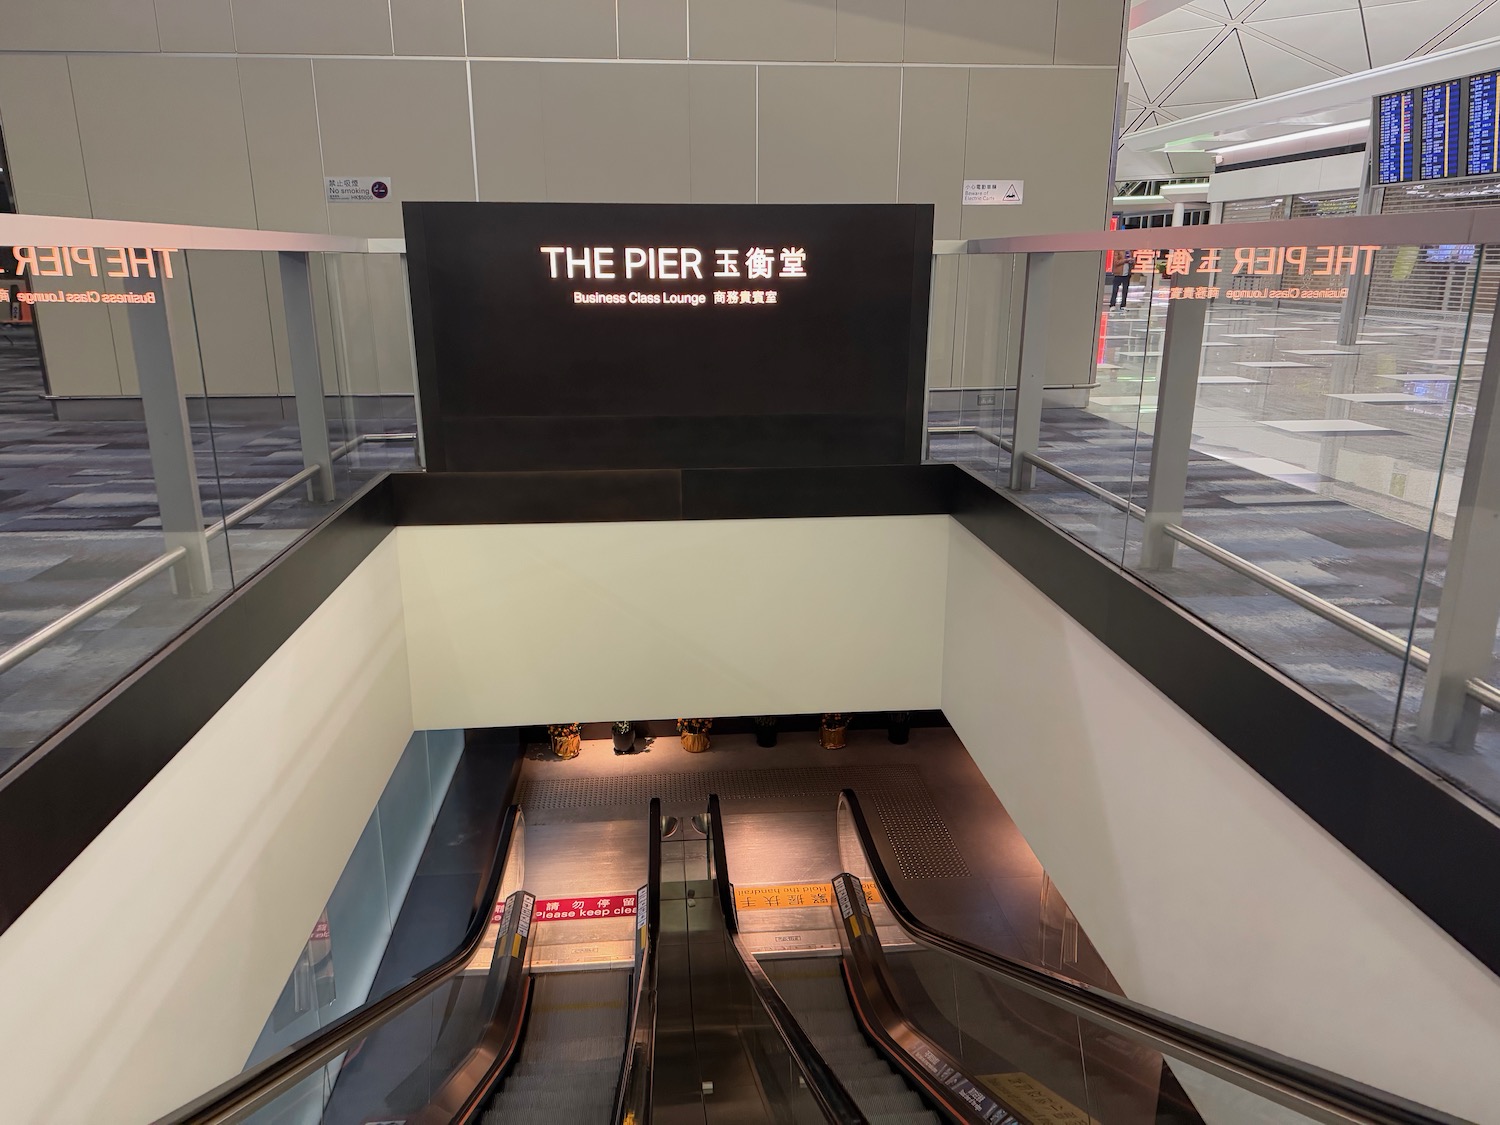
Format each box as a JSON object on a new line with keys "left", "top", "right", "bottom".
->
{"left": 519, "top": 763, "right": 970, "bottom": 879}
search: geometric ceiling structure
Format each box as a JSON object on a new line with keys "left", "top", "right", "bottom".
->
{"left": 1122, "top": 0, "right": 1500, "bottom": 177}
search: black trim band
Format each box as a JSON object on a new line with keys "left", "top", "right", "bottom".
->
{"left": 4, "top": 464, "right": 1499, "bottom": 986}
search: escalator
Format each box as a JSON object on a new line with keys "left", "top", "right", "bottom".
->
{"left": 701, "top": 791, "right": 1467, "bottom": 1125}
{"left": 157, "top": 788, "right": 1465, "bottom": 1125}
{"left": 158, "top": 802, "right": 660, "bottom": 1125}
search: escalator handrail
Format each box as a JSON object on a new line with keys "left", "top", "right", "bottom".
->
{"left": 155, "top": 804, "right": 524, "bottom": 1125}
{"left": 707, "top": 794, "right": 871, "bottom": 1125}
{"left": 611, "top": 796, "right": 663, "bottom": 1125}
{"left": 837, "top": 789, "right": 1466, "bottom": 1125}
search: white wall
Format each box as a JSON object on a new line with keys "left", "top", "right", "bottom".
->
{"left": 1208, "top": 152, "right": 1365, "bottom": 205}
{"left": 940, "top": 519, "right": 1500, "bottom": 1123}
{"left": 0, "top": 536, "right": 414, "bottom": 1125}
{"left": 397, "top": 517, "right": 950, "bottom": 729}
{"left": 0, "top": 1, "right": 1124, "bottom": 403}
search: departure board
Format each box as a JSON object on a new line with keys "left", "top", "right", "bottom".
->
{"left": 1421, "top": 80, "right": 1462, "bottom": 179}
{"left": 1468, "top": 71, "right": 1499, "bottom": 176}
{"left": 1378, "top": 90, "right": 1415, "bottom": 184}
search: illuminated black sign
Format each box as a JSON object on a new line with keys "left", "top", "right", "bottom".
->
{"left": 404, "top": 202, "right": 934, "bottom": 473}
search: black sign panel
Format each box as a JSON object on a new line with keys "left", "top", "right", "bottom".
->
{"left": 404, "top": 202, "right": 934, "bottom": 472}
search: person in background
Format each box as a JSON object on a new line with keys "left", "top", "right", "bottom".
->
{"left": 6, "top": 284, "right": 19, "bottom": 322}
{"left": 1107, "top": 252, "right": 1132, "bottom": 310}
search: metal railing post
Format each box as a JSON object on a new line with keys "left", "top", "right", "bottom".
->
{"left": 1417, "top": 270, "right": 1500, "bottom": 747}
{"left": 1139, "top": 268, "right": 1209, "bottom": 570}
{"left": 1009, "top": 251, "right": 1054, "bottom": 491}
{"left": 279, "top": 251, "right": 336, "bottom": 502}
{"left": 126, "top": 261, "right": 213, "bottom": 597}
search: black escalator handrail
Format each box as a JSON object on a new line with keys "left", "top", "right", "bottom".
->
{"left": 837, "top": 790, "right": 1467, "bottom": 1125}
{"left": 611, "top": 796, "right": 663, "bottom": 1125}
{"left": 706, "top": 794, "right": 870, "bottom": 1125}
{"left": 155, "top": 805, "right": 524, "bottom": 1125}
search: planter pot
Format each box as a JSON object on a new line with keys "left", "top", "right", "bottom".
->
{"left": 888, "top": 721, "right": 910, "bottom": 745}
{"left": 681, "top": 732, "right": 711, "bottom": 753}
{"left": 612, "top": 727, "right": 635, "bottom": 753}
{"left": 754, "top": 724, "right": 778, "bottom": 748}
{"left": 819, "top": 725, "right": 848, "bottom": 749}
{"left": 551, "top": 733, "right": 581, "bottom": 759}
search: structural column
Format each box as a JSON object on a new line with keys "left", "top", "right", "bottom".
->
{"left": 1138, "top": 267, "right": 1210, "bottom": 569}
{"left": 125, "top": 259, "right": 213, "bottom": 597}
{"left": 1417, "top": 268, "right": 1500, "bottom": 747}
{"left": 278, "top": 252, "right": 336, "bottom": 502}
{"left": 1008, "top": 252, "right": 1054, "bottom": 491}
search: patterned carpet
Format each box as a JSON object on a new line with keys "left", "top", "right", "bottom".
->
{"left": 0, "top": 335, "right": 417, "bottom": 771}
{"left": 930, "top": 295, "right": 1500, "bottom": 814}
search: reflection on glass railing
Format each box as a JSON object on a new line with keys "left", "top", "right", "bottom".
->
{"left": 0, "top": 217, "right": 420, "bottom": 775}
{"left": 926, "top": 231, "right": 1500, "bottom": 815}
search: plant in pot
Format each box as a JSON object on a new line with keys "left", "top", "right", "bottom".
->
{"left": 547, "top": 722, "right": 581, "bottom": 760}
{"left": 612, "top": 720, "right": 635, "bottom": 754}
{"left": 677, "top": 717, "right": 712, "bottom": 753}
{"left": 819, "top": 713, "right": 850, "bottom": 749}
{"left": 887, "top": 711, "right": 911, "bottom": 745}
{"left": 753, "top": 716, "right": 779, "bottom": 748}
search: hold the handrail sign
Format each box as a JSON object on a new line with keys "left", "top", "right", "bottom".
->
{"left": 736, "top": 880, "right": 882, "bottom": 911}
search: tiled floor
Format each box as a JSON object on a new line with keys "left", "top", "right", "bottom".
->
{"left": 931, "top": 286, "right": 1500, "bottom": 813}
{"left": 0, "top": 337, "right": 419, "bottom": 770}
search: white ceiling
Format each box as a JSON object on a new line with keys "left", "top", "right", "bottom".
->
{"left": 1122, "top": 0, "right": 1500, "bottom": 177}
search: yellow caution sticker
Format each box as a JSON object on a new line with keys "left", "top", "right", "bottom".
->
{"left": 979, "top": 1073, "right": 1099, "bottom": 1125}
{"left": 734, "top": 881, "right": 882, "bottom": 911}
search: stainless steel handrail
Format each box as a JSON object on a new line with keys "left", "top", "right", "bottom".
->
{"left": 0, "top": 547, "right": 189, "bottom": 675}
{"left": 936, "top": 426, "right": 1500, "bottom": 708}
{"left": 0, "top": 431, "right": 417, "bottom": 676}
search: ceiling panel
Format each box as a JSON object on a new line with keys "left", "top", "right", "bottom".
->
{"left": 1128, "top": 25, "right": 1222, "bottom": 99}
{"left": 1123, "top": 0, "right": 1500, "bottom": 154}
{"left": 1245, "top": 9, "right": 1371, "bottom": 73}
{"left": 1167, "top": 32, "right": 1257, "bottom": 103}
{"left": 1237, "top": 29, "right": 1345, "bottom": 94}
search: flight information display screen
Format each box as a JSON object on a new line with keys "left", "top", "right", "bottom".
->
{"left": 1468, "top": 71, "right": 1500, "bottom": 176}
{"left": 1421, "top": 80, "right": 1462, "bottom": 179}
{"left": 1378, "top": 90, "right": 1415, "bottom": 184}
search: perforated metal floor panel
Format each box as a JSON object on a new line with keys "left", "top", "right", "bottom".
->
{"left": 518, "top": 763, "right": 969, "bottom": 879}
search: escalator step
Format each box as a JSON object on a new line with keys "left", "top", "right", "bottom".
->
{"left": 482, "top": 971, "right": 629, "bottom": 1125}
{"left": 764, "top": 959, "right": 942, "bottom": 1125}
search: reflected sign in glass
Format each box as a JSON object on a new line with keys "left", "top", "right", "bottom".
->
{"left": 1468, "top": 72, "right": 1500, "bottom": 176}
{"left": 1378, "top": 90, "right": 1416, "bottom": 184}
{"left": 1420, "top": 80, "right": 1462, "bottom": 179}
